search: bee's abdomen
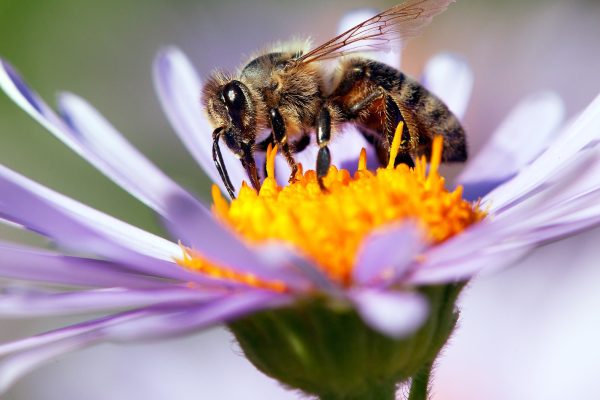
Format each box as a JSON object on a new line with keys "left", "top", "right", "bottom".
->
{"left": 331, "top": 58, "right": 467, "bottom": 163}
{"left": 395, "top": 73, "right": 467, "bottom": 162}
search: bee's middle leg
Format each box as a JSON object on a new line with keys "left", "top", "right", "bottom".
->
{"left": 315, "top": 105, "right": 334, "bottom": 191}
{"left": 269, "top": 108, "right": 299, "bottom": 182}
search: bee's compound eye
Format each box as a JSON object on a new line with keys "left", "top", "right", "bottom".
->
{"left": 222, "top": 80, "right": 248, "bottom": 130}
{"left": 223, "top": 81, "right": 246, "bottom": 111}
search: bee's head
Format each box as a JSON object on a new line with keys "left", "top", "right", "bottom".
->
{"left": 202, "top": 74, "right": 262, "bottom": 198}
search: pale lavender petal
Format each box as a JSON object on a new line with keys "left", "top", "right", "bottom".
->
{"left": 0, "top": 59, "right": 204, "bottom": 218}
{"left": 153, "top": 47, "right": 246, "bottom": 198}
{"left": 486, "top": 92, "right": 600, "bottom": 211}
{"left": 408, "top": 245, "right": 532, "bottom": 285}
{"left": 0, "top": 332, "right": 99, "bottom": 394}
{"left": 0, "top": 164, "right": 207, "bottom": 283}
{"left": 337, "top": 8, "right": 401, "bottom": 69}
{"left": 0, "top": 164, "right": 299, "bottom": 289}
{"left": 0, "top": 241, "right": 164, "bottom": 288}
{"left": 0, "top": 310, "right": 143, "bottom": 393}
{"left": 273, "top": 145, "right": 319, "bottom": 186}
{"left": 459, "top": 92, "right": 565, "bottom": 199}
{"left": 333, "top": 126, "right": 381, "bottom": 172}
{"left": 353, "top": 222, "right": 426, "bottom": 286}
{"left": 57, "top": 92, "right": 207, "bottom": 218}
{"left": 162, "top": 192, "right": 316, "bottom": 291}
{"left": 103, "top": 289, "right": 290, "bottom": 341}
{"left": 350, "top": 288, "right": 428, "bottom": 338}
{"left": 0, "top": 311, "right": 141, "bottom": 358}
{"left": 490, "top": 146, "right": 600, "bottom": 232}
{"left": 401, "top": 220, "right": 518, "bottom": 284}
{"left": 273, "top": 127, "right": 376, "bottom": 184}
{"left": 0, "top": 290, "right": 286, "bottom": 394}
{"left": 1, "top": 58, "right": 270, "bottom": 285}
{"left": 483, "top": 153, "right": 600, "bottom": 250}
{"left": 422, "top": 53, "right": 473, "bottom": 121}
{"left": 0, "top": 286, "right": 225, "bottom": 317}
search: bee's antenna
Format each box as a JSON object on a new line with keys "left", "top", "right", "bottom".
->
{"left": 212, "top": 128, "right": 237, "bottom": 199}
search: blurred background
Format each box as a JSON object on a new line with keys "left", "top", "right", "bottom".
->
{"left": 1, "top": 0, "right": 600, "bottom": 398}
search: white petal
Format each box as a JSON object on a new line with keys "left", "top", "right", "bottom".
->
{"left": 422, "top": 53, "right": 473, "bottom": 121}
{"left": 459, "top": 92, "right": 565, "bottom": 188}
{"left": 350, "top": 289, "right": 428, "bottom": 338}
{"left": 486, "top": 92, "right": 600, "bottom": 211}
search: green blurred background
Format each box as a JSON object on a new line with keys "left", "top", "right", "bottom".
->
{"left": 1, "top": 0, "right": 599, "bottom": 240}
{"left": 1, "top": 0, "right": 600, "bottom": 399}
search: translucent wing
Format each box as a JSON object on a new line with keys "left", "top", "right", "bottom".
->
{"left": 297, "top": 0, "right": 455, "bottom": 64}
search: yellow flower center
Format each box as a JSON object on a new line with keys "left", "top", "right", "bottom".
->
{"left": 177, "top": 123, "right": 485, "bottom": 290}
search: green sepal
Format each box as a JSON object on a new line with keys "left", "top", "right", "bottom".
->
{"left": 229, "top": 283, "right": 463, "bottom": 400}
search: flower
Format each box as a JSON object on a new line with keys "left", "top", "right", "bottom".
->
{"left": 1, "top": 11, "right": 600, "bottom": 400}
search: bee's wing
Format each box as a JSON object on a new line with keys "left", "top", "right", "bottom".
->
{"left": 297, "top": 0, "right": 455, "bottom": 64}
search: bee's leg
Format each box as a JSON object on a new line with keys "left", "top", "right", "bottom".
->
{"left": 316, "top": 106, "right": 332, "bottom": 191}
{"left": 383, "top": 95, "right": 415, "bottom": 168}
{"left": 269, "top": 108, "right": 299, "bottom": 183}
{"left": 348, "top": 90, "right": 414, "bottom": 168}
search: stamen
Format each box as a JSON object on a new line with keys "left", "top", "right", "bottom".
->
{"left": 387, "top": 121, "right": 404, "bottom": 169}
{"left": 358, "top": 148, "right": 367, "bottom": 171}
{"left": 180, "top": 123, "right": 484, "bottom": 289}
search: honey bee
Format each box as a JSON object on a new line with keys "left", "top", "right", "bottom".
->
{"left": 202, "top": 0, "right": 467, "bottom": 198}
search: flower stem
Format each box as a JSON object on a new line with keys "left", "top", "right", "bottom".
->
{"left": 407, "top": 361, "right": 433, "bottom": 400}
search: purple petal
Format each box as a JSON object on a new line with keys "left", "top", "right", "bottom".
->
{"left": 0, "top": 290, "right": 287, "bottom": 393}
{"left": 1, "top": 59, "right": 272, "bottom": 287}
{"left": 0, "top": 59, "right": 205, "bottom": 219}
{"left": 0, "top": 164, "right": 207, "bottom": 283}
{"left": 353, "top": 222, "right": 426, "bottom": 286}
{"left": 57, "top": 92, "right": 207, "bottom": 219}
{"left": 0, "top": 241, "right": 164, "bottom": 288}
{"left": 487, "top": 148, "right": 600, "bottom": 245}
{"left": 0, "top": 286, "right": 226, "bottom": 317}
{"left": 409, "top": 245, "right": 532, "bottom": 285}
{"left": 162, "top": 192, "right": 317, "bottom": 291}
{"left": 459, "top": 92, "right": 565, "bottom": 199}
{"left": 403, "top": 220, "right": 519, "bottom": 284}
{"left": 153, "top": 47, "right": 246, "bottom": 198}
{"left": 103, "top": 290, "right": 290, "bottom": 341}
{"left": 273, "top": 127, "right": 378, "bottom": 183}
{"left": 350, "top": 288, "right": 428, "bottom": 338}
{"left": 0, "top": 331, "right": 99, "bottom": 394}
{"left": 422, "top": 53, "right": 473, "bottom": 121}
{"left": 486, "top": 92, "right": 600, "bottom": 212}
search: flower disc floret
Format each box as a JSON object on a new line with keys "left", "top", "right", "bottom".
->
{"left": 179, "top": 123, "right": 484, "bottom": 287}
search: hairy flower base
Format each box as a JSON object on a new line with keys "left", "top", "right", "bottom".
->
{"left": 230, "top": 284, "right": 462, "bottom": 400}
{"left": 179, "top": 126, "right": 484, "bottom": 287}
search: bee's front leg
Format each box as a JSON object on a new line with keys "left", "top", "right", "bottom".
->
{"left": 269, "top": 108, "right": 299, "bottom": 183}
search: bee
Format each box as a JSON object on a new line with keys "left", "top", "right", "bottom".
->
{"left": 202, "top": 0, "right": 467, "bottom": 198}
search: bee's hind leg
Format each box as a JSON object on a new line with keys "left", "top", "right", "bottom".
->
{"left": 351, "top": 91, "right": 414, "bottom": 169}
